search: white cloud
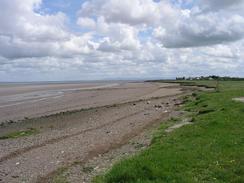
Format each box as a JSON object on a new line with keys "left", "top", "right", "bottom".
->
{"left": 0, "top": 0, "right": 94, "bottom": 59}
{"left": 0, "top": 0, "right": 244, "bottom": 81}
{"left": 198, "top": 0, "right": 244, "bottom": 12}
{"left": 79, "top": 0, "right": 160, "bottom": 26}
{"left": 77, "top": 17, "right": 96, "bottom": 29}
{"left": 157, "top": 12, "right": 244, "bottom": 48}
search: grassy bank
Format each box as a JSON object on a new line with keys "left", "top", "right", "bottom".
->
{"left": 94, "top": 81, "right": 244, "bottom": 183}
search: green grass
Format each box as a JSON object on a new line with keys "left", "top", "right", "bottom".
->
{"left": 93, "top": 81, "right": 244, "bottom": 183}
{"left": 51, "top": 167, "right": 69, "bottom": 183}
{"left": 0, "top": 128, "right": 38, "bottom": 140}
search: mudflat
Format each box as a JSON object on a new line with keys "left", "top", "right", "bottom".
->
{"left": 0, "top": 82, "right": 185, "bottom": 183}
{"left": 0, "top": 82, "right": 181, "bottom": 123}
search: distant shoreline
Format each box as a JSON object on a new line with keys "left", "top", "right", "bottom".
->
{"left": 0, "top": 80, "right": 140, "bottom": 85}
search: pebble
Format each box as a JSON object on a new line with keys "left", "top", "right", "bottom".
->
{"left": 154, "top": 105, "right": 162, "bottom": 108}
{"left": 11, "top": 175, "right": 19, "bottom": 178}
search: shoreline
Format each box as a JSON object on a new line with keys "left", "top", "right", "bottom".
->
{"left": 0, "top": 82, "right": 189, "bottom": 182}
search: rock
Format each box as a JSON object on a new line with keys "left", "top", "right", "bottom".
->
{"left": 174, "top": 103, "right": 179, "bottom": 106}
{"left": 12, "top": 175, "right": 19, "bottom": 178}
{"left": 154, "top": 105, "right": 162, "bottom": 108}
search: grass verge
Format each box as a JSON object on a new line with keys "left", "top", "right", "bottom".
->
{"left": 93, "top": 81, "right": 244, "bottom": 183}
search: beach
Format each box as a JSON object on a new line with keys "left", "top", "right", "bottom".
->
{"left": 0, "top": 81, "right": 184, "bottom": 182}
{"left": 0, "top": 81, "right": 181, "bottom": 123}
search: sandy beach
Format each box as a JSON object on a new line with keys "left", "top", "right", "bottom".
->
{"left": 0, "top": 81, "right": 185, "bottom": 182}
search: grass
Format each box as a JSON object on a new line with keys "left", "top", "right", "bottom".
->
{"left": 0, "top": 128, "right": 38, "bottom": 140}
{"left": 50, "top": 167, "right": 69, "bottom": 183}
{"left": 93, "top": 81, "right": 244, "bottom": 183}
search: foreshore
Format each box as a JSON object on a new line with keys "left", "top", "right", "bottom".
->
{"left": 0, "top": 82, "right": 185, "bottom": 182}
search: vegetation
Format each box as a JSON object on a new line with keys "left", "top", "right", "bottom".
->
{"left": 50, "top": 167, "right": 69, "bottom": 183}
{"left": 176, "top": 75, "right": 244, "bottom": 81}
{"left": 93, "top": 81, "right": 244, "bottom": 183}
{"left": 0, "top": 128, "right": 38, "bottom": 140}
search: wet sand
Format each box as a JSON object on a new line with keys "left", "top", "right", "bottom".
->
{"left": 0, "top": 82, "right": 185, "bottom": 182}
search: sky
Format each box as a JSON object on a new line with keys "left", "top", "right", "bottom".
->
{"left": 0, "top": 0, "right": 244, "bottom": 81}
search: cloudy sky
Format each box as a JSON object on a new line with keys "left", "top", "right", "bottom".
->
{"left": 0, "top": 0, "right": 244, "bottom": 81}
